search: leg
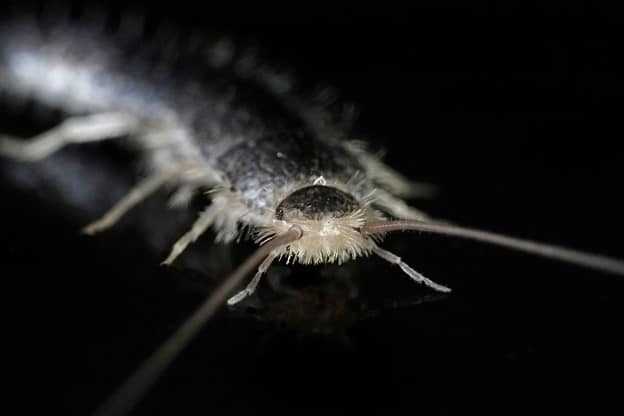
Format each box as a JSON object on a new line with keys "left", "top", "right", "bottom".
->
{"left": 372, "top": 245, "right": 451, "bottom": 292}
{"left": 161, "top": 203, "right": 221, "bottom": 265}
{"left": 227, "top": 254, "right": 277, "bottom": 305}
{"left": 373, "top": 189, "right": 432, "bottom": 221}
{"left": 345, "top": 140, "right": 437, "bottom": 198}
{"left": 82, "top": 169, "right": 178, "bottom": 235}
{"left": 0, "top": 112, "right": 138, "bottom": 161}
{"left": 167, "top": 185, "right": 197, "bottom": 208}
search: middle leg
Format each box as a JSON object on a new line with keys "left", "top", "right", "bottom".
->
{"left": 161, "top": 203, "right": 222, "bottom": 265}
{"left": 373, "top": 189, "right": 432, "bottom": 221}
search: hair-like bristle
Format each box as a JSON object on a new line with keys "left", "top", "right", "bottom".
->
{"left": 258, "top": 207, "right": 379, "bottom": 265}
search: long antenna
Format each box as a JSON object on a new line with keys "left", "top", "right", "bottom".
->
{"left": 363, "top": 220, "right": 624, "bottom": 276}
{"left": 92, "top": 225, "right": 303, "bottom": 416}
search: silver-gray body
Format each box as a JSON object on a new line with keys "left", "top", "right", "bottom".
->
{"left": 0, "top": 20, "right": 373, "bottom": 220}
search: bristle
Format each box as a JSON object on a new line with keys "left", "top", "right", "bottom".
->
{"left": 259, "top": 207, "right": 378, "bottom": 265}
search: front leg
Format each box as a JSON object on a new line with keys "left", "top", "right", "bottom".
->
{"left": 227, "top": 254, "right": 278, "bottom": 305}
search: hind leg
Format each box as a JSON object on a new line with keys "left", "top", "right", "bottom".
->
{"left": 0, "top": 112, "right": 138, "bottom": 161}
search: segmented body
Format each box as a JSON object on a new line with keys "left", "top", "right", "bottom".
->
{"left": 0, "top": 16, "right": 381, "bottom": 238}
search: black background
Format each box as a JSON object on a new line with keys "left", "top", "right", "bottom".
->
{"left": 2, "top": 1, "right": 623, "bottom": 415}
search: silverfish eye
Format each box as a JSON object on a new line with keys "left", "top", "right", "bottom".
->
{"left": 275, "top": 185, "right": 360, "bottom": 221}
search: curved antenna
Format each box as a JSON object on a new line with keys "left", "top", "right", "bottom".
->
{"left": 363, "top": 220, "right": 624, "bottom": 276}
{"left": 92, "top": 225, "right": 303, "bottom": 416}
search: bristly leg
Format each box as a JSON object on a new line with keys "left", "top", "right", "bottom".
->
{"left": 0, "top": 112, "right": 138, "bottom": 161}
{"left": 167, "top": 185, "right": 197, "bottom": 208}
{"left": 161, "top": 202, "right": 222, "bottom": 265}
{"left": 227, "top": 253, "right": 278, "bottom": 305}
{"left": 82, "top": 168, "right": 181, "bottom": 235}
{"left": 345, "top": 140, "right": 437, "bottom": 199}
{"left": 372, "top": 244, "right": 452, "bottom": 292}
{"left": 372, "top": 188, "right": 433, "bottom": 221}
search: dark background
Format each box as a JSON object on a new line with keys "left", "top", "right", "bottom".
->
{"left": 2, "top": 1, "right": 623, "bottom": 414}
